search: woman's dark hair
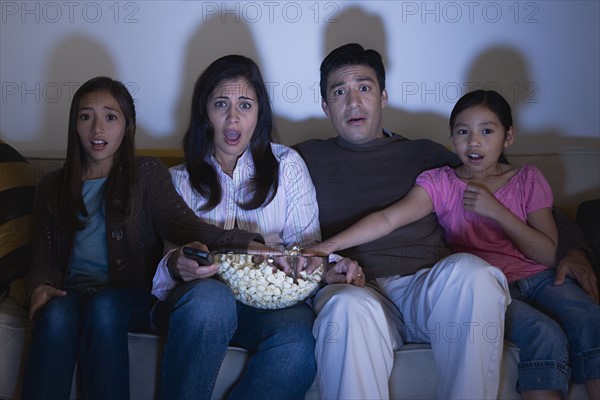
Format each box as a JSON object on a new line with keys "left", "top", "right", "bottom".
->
{"left": 52, "top": 76, "right": 136, "bottom": 231}
{"left": 319, "top": 43, "right": 386, "bottom": 100}
{"left": 183, "top": 54, "right": 279, "bottom": 211}
{"left": 449, "top": 89, "right": 513, "bottom": 164}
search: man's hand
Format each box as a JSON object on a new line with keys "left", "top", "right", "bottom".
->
{"left": 273, "top": 255, "right": 325, "bottom": 279}
{"left": 29, "top": 284, "right": 67, "bottom": 321}
{"left": 324, "top": 257, "right": 366, "bottom": 287}
{"left": 555, "top": 249, "right": 599, "bottom": 303}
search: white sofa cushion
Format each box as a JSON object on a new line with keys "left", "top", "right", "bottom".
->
{"left": 2, "top": 293, "right": 589, "bottom": 399}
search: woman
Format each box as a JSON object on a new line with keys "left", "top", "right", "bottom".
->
{"left": 22, "top": 76, "right": 262, "bottom": 400}
{"left": 151, "top": 55, "right": 321, "bottom": 399}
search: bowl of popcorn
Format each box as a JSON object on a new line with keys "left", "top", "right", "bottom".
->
{"left": 215, "top": 251, "right": 324, "bottom": 310}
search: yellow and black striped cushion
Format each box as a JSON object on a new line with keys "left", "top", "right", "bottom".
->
{"left": 0, "top": 140, "right": 37, "bottom": 295}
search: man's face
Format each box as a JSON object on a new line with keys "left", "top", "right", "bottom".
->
{"left": 322, "top": 64, "right": 388, "bottom": 144}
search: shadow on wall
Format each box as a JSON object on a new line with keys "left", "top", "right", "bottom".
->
{"left": 280, "top": 6, "right": 598, "bottom": 215}
{"left": 287, "top": 6, "right": 600, "bottom": 149}
{"left": 38, "top": 34, "right": 161, "bottom": 158}
{"left": 278, "top": 6, "right": 450, "bottom": 147}
{"left": 466, "top": 46, "right": 599, "bottom": 212}
{"left": 465, "top": 46, "right": 599, "bottom": 150}
{"left": 33, "top": 6, "right": 596, "bottom": 213}
{"left": 34, "top": 35, "right": 116, "bottom": 157}
{"left": 462, "top": 45, "right": 564, "bottom": 203}
{"left": 167, "top": 15, "right": 263, "bottom": 149}
{"left": 34, "top": 18, "right": 263, "bottom": 153}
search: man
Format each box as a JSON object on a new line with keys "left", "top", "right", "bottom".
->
{"left": 295, "top": 43, "right": 599, "bottom": 399}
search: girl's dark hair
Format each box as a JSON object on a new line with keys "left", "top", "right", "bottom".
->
{"left": 51, "top": 76, "right": 136, "bottom": 231}
{"left": 449, "top": 89, "right": 513, "bottom": 164}
{"left": 320, "top": 43, "right": 386, "bottom": 100}
{"left": 183, "top": 54, "right": 279, "bottom": 211}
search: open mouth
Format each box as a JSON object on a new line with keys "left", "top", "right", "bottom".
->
{"left": 467, "top": 153, "right": 483, "bottom": 160}
{"left": 347, "top": 116, "right": 365, "bottom": 124}
{"left": 224, "top": 130, "right": 241, "bottom": 144}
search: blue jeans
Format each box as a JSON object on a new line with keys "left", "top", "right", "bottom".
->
{"left": 506, "top": 268, "right": 600, "bottom": 395}
{"left": 22, "top": 287, "right": 155, "bottom": 400}
{"left": 152, "top": 279, "right": 317, "bottom": 400}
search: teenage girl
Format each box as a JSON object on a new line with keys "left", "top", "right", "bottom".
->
{"left": 22, "top": 76, "right": 262, "bottom": 399}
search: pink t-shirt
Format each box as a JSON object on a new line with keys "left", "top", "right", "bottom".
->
{"left": 415, "top": 165, "right": 553, "bottom": 283}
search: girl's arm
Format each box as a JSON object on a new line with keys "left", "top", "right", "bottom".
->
{"left": 521, "top": 207, "right": 558, "bottom": 266}
{"left": 464, "top": 184, "right": 558, "bottom": 266}
{"left": 315, "top": 185, "right": 434, "bottom": 254}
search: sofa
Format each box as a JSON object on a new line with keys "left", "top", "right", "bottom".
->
{"left": 1, "top": 142, "right": 597, "bottom": 400}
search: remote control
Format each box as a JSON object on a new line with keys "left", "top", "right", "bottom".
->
{"left": 182, "top": 246, "right": 214, "bottom": 266}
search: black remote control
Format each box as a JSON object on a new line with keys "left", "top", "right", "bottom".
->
{"left": 182, "top": 246, "right": 214, "bottom": 266}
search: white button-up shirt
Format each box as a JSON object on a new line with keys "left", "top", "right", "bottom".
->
{"left": 152, "top": 143, "right": 321, "bottom": 300}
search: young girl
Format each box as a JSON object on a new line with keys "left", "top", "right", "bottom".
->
{"left": 22, "top": 76, "right": 262, "bottom": 399}
{"left": 309, "top": 90, "right": 600, "bottom": 399}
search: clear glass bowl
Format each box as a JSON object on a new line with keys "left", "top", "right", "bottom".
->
{"left": 215, "top": 253, "right": 324, "bottom": 309}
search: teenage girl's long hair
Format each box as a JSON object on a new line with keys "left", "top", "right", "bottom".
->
{"left": 183, "top": 55, "right": 279, "bottom": 211}
{"left": 50, "top": 76, "right": 137, "bottom": 231}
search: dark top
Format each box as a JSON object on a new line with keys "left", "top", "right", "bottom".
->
{"left": 295, "top": 133, "right": 461, "bottom": 279}
{"left": 28, "top": 156, "right": 262, "bottom": 298}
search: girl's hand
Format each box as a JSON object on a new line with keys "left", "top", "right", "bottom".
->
{"left": 29, "top": 284, "right": 67, "bottom": 321}
{"left": 325, "top": 257, "right": 366, "bottom": 287}
{"left": 463, "top": 184, "right": 506, "bottom": 221}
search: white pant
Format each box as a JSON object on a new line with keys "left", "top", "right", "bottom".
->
{"left": 311, "top": 253, "right": 510, "bottom": 400}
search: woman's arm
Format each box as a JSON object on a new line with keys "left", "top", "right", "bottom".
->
{"left": 314, "top": 185, "right": 434, "bottom": 255}
{"left": 146, "top": 157, "right": 261, "bottom": 250}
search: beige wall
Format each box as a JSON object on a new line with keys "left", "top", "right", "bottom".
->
{"left": 2, "top": 1, "right": 599, "bottom": 156}
{"left": 2, "top": 1, "right": 599, "bottom": 210}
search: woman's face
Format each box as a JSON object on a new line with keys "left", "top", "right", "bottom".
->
{"left": 207, "top": 78, "right": 258, "bottom": 170}
{"left": 76, "top": 90, "right": 126, "bottom": 178}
